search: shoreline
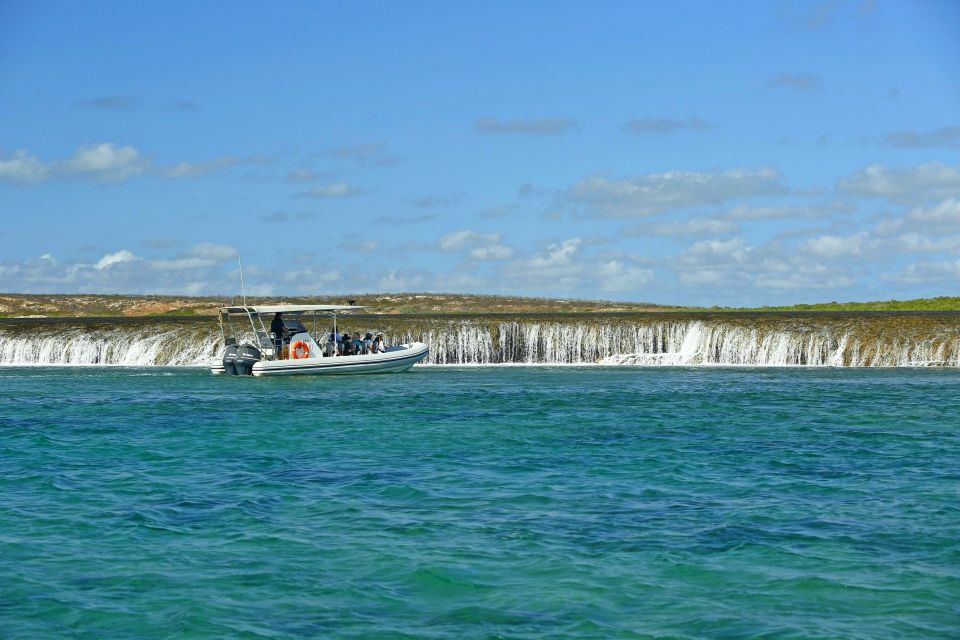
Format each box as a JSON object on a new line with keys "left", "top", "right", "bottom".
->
{"left": 4, "top": 309, "right": 960, "bottom": 324}
{"left": 3, "top": 293, "right": 960, "bottom": 319}
{"left": 2, "top": 361, "right": 957, "bottom": 369}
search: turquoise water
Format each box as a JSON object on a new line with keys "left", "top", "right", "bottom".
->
{"left": 1, "top": 367, "right": 958, "bottom": 639}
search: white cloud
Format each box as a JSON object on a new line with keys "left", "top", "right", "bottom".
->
{"left": 150, "top": 258, "right": 219, "bottom": 270}
{"left": 752, "top": 261, "right": 854, "bottom": 290}
{"left": 881, "top": 126, "right": 960, "bottom": 150}
{"left": 179, "top": 281, "right": 214, "bottom": 296}
{"left": 373, "top": 213, "right": 436, "bottom": 225}
{"left": 768, "top": 73, "right": 822, "bottom": 91}
{"left": 837, "top": 163, "right": 960, "bottom": 204}
{"left": 85, "top": 95, "right": 138, "bottom": 110}
{"left": 0, "top": 143, "right": 253, "bottom": 185}
{"left": 439, "top": 230, "right": 498, "bottom": 251}
{"left": 629, "top": 216, "right": 738, "bottom": 237}
{"left": 801, "top": 232, "right": 875, "bottom": 258}
{"left": 566, "top": 168, "right": 786, "bottom": 217}
{"left": 94, "top": 250, "right": 138, "bottom": 270}
{"left": 724, "top": 202, "right": 854, "bottom": 220}
{"left": 888, "top": 259, "right": 960, "bottom": 284}
{"left": 873, "top": 198, "right": 960, "bottom": 238}
{"left": 621, "top": 117, "right": 712, "bottom": 134}
{"left": 439, "top": 230, "right": 512, "bottom": 261}
{"left": 295, "top": 183, "right": 368, "bottom": 198}
{"left": 378, "top": 268, "right": 425, "bottom": 292}
{"left": 676, "top": 238, "right": 751, "bottom": 286}
{"left": 329, "top": 142, "right": 399, "bottom": 166}
{"left": 893, "top": 232, "right": 960, "bottom": 253}
{"left": 596, "top": 259, "right": 654, "bottom": 292}
{"left": 502, "top": 238, "right": 584, "bottom": 289}
{"left": 474, "top": 116, "right": 578, "bottom": 135}
{"left": 678, "top": 268, "right": 726, "bottom": 286}
{"left": 478, "top": 204, "right": 516, "bottom": 219}
{"left": 339, "top": 239, "right": 379, "bottom": 253}
{"left": 674, "top": 237, "right": 858, "bottom": 291}
{"left": 407, "top": 194, "right": 463, "bottom": 208}
{"left": 681, "top": 238, "right": 750, "bottom": 264}
{"left": 501, "top": 238, "right": 655, "bottom": 294}
{"left": 0, "top": 244, "right": 336, "bottom": 295}
{"left": 872, "top": 217, "right": 905, "bottom": 236}
{"left": 430, "top": 272, "right": 489, "bottom": 291}
{"left": 0, "top": 150, "right": 52, "bottom": 184}
{"left": 286, "top": 169, "right": 320, "bottom": 183}
{"left": 188, "top": 243, "right": 237, "bottom": 260}
{"left": 63, "top": 143, "right": 152, "bottom": 182}
{"left": 162, "top": 156, "right": 242, "bottom": 178}
{"left": 279, "top": 268, "right": 341, "bottom": 284}
{"left": 521, "top": 238, "right": 581, "bottom": 274}
{"left": 504, "top": 238, "right": 600, "bottom": 290}
{"left": 784, "top": 0, "right": 876, "bottom": 30}
{"left": 905, "top": 198, "right": 960, "bottom": 232}
{"left": 469, "top": 245, "right": 513, "bottom": 260}
{"left": 150, "top": 243, "right": 237, "bottom": 270}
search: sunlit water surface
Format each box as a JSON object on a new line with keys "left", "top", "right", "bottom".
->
{"left": 1, "top": 367, "right": 958, "bottom": 639}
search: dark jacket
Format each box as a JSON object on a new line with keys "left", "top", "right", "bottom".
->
{"left": 271, "top": 315, "right": 285, "bottom": 337}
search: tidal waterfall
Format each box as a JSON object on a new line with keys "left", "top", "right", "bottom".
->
{"left": 1, "top": 314, "right": 958, "bottom": 367}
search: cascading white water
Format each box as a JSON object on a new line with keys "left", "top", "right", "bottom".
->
{"left": 1, "top": 316, "right": 958, "bottom": 367}
{"left": 399, "top": 319, "right": 960, "bottom": 367}
{"left": 0, "top": 324, "right": 221, "bottom": 366}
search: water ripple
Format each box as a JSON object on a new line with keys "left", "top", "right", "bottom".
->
{"left": 1, "top": 366, "right": 958, "bottom": 638}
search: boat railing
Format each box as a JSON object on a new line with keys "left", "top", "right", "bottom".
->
{"left": 255, "top": 331, "right": 275, "bottom": 350}
{"left": 263, "top": 336, "right": 394, "bottom": 360}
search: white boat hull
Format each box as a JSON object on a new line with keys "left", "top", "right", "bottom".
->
{"left": 210, "top": 342, "right": 429, "bottom": 376}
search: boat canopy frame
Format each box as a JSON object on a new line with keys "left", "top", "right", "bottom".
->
{"left": 217, "top": 304, "right": 367, "bottom": 359}
{"left": 218, "top": 304, "right": 366, "bottom": 315}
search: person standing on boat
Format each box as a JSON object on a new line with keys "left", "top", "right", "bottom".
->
{"left": 270, "top": 312, "right": 288, "bottom": 355}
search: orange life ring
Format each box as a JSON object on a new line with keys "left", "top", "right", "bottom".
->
{"left": 291, "top": 340, "right": 310, "bottom": 359}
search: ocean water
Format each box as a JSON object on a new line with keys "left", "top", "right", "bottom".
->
{"left": 1, "top": 367, "right": 958, "bottom": 639}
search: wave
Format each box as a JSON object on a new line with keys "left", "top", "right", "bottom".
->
{"left": 1, "top": 316, "right": 958, "bottom": 367}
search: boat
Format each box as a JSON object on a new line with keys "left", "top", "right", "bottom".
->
{"left": 210, "top": 304, "right": 429, "bottom": 376}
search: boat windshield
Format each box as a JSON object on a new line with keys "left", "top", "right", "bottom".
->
{"left": 282, "top": 319, "right": 307, "bottom": 333}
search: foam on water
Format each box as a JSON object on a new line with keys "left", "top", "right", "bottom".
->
{"left": 1, "top": 316, "right": 958, "bottom": 367}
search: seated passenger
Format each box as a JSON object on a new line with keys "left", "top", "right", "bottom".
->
{"left": 363, "top": 333, "right": 374, "bottom": 353}
{"left": 325, "top": 333, "right": 336, "bottom": 357}
{"left": 341, "top": 333, "right": 353, "bottom": 355}
{"left": 374, "top": 334, "right": 385, "bottom": 353}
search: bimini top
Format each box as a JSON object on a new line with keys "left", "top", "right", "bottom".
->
{"left": 219, "top": 304, "right": 366, "bottom": 315}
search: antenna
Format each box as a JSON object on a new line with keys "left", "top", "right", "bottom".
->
{"left": 237, "top": 254, "right": 248, "bottom": 306}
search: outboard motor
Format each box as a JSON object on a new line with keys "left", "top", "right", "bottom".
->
{"left": 222, "top": 344, "right": 239, "bottom": 375}
{"left": 235, "top": 344, "right": 262, "bottom": 376}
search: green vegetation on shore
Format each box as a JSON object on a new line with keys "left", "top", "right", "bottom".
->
{"left": 733, "top": 297, "right": 960, "bottom": 312}
{"left": 1, "top": 292, "right": 958, "bottom": 318}
{"left": 0, "top": 293, "right": 677, "bottom": 318}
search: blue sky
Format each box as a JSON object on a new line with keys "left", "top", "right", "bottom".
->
{"left": 1, "top": 0, "right": 959, "bottom": 305}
